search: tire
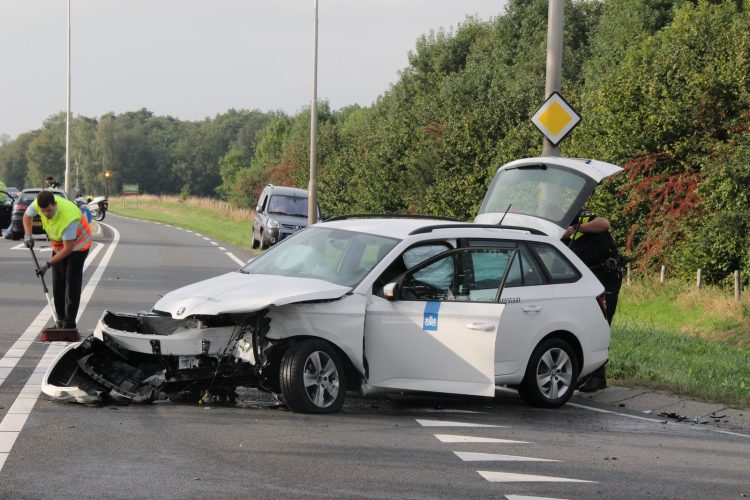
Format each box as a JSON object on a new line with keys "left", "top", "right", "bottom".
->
{"left": 517, "top": 337, "right": 578, "bottom": 408}
{"left": 91, "top": 207, "right": 105, "bottom": 221}
{"left": 11, "top": 230, "right": 21, "bottom": 241}
{"left": 279, "top": 339, "right": 346, "bottom": 414}
{"left": 259, "top": 232, "right": 267, "bottom": 250}
{"left": 251, "top": 232, "right": 260, "bottom": 249}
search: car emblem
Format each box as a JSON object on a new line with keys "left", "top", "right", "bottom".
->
{"left": 176, "top": 306, "right": 185, "bottom": 316}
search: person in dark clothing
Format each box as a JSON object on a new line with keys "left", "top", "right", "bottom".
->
{"left": 45, "top": 176, "right": 62, "bottom": 189}
{"left": 563, "top": 210, "right": 623, "bottom": 392}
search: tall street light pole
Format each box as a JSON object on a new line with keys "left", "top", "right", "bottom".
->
{"left": 542, "top": 0, "right": 564, "bottom": 157}
{"left": 307, "top": 0, "right": 319, "bottom": 226}
{"left": 65, "top": 0, "right": 72, "bottom": 194}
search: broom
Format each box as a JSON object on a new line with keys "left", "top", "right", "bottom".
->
{"left": 29, "top": 246, "right": 81, "bottom": 342}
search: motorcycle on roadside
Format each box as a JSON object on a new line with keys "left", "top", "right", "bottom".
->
{"left": 74, "top": 195, "right": 108, "bottom": 222}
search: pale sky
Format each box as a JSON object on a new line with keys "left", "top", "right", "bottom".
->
{"left": 0, "top": 0, "right": 507, "bottom": 139}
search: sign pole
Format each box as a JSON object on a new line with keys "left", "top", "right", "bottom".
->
{"left": 542, "top": 0, "right": 564, "bottom": 157}
{"left": 307, "top": 0, "right": 319, "bottom": 226}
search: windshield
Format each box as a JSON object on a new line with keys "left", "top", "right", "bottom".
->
{"left": 478, "top": 165, "right": 592, "bottom": 227}
{"left": 268, "top": 195, "right": 309, "bottom": 218}
{"left": 241, "top": 226, "right": 400, "bottom": 286}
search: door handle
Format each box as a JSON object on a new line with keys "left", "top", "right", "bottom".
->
{"left": 522, "top": 305, "right": 542, "bottom": 313}
{"left": 467, "top": 322, "right": 496, "bottom": 331}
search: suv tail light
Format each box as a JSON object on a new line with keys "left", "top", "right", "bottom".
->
{"left": 596, "top": 293, "right": 608, "bottom": 319}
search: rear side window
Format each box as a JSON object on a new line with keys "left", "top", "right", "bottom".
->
{"left": 505, "top": 245, "right": 545, "bottom": 287}
{"left": 529, "top": 243, "right": 580, "bottom": 283}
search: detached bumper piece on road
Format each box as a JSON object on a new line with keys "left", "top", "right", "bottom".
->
{"left": 42, "top": 310, "right": 261, "bottom": 405}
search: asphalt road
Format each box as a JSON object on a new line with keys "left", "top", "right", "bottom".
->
{"left": 1, "top": 215, "right": 748, "bottom": 499}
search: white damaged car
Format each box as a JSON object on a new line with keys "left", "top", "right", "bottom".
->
{"left": 43, "top": 157, "right": 622, "bottom": 413}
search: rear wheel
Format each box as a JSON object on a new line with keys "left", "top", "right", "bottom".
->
{"left": 251, "top": 232, "right": 260, "bottom": 249}
{"left": 279, "top": 339, "right": 346, "bottom": 414}
{"left": 518, "top": 337, "right": 578, "bottom": 408}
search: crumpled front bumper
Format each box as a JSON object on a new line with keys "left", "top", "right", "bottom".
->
{"left": 41, "top": 311, "right": 261, "bottom": 405}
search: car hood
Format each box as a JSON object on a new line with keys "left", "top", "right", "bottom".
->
{"left": 154, "top": 272, "right": 351, "bottom": 318}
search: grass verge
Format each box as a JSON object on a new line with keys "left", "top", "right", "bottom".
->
{"left": 109, "top": 195, "right": 255, "bottom": 251}
{"left": 612, "top": 280, "right": 750, "bottom": 408}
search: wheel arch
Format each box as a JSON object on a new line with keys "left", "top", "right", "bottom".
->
{"left": 268, "top": 335, "right": 362, "bottom": 391}
{"left": 538, "top": 330, "right": 583, "bottom": 374}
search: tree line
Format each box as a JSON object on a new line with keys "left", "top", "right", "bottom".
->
{"left": 1, "top": 0, "right": 749, "bottom": 284}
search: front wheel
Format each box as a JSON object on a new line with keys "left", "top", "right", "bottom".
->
{"left": 279, "top": 339, "right": 346, "bottom": 414}
{"left": 91, "top": 207, "right": 105, "bottom": 221}
{"left": 517, "top": 337, "right": 578, "bottom": 408}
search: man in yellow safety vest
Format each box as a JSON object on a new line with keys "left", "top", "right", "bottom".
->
{"left": 23, "top": 190, "right": 92, "bottom": 329}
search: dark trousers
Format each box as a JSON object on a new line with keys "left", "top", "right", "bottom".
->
{"left": 51, "top": 249, "right": 89, "bottom": 329}
{"left": 595, "top": 270, "right": 622, "bottom": 325}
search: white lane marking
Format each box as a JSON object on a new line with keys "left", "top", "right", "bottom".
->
{"left": 454, "top": 452, "right": 557, "bottom": 462}
{"left": 186, "top": 230, "right": 193, "bottom": 233}
{"left": 506, "top": 495, "right": 568, "bottom": 500}
{"left": 418, "top": 408, "right": 481, "bottom": 414}
{"left": 435, "top": 434, "right": 529, "bottom": 444}
{"left": 0, "top": 222, "right": 120, "bottom": 473}
{"left": 478, "top": 471, "right": 594, "bottom": 483}
{"left": 0, "top": 343, "right": 66, "bottom": 469}
{"left": 225, "top": 252, "right": 245, "bottom": 266}
{"left": 195, "top": 233, "right": 203, "bottom": 237}
{"left": 568, "top": 402, "right": 750, "bottom": 440}
{"left": 417, "top": 419, "right": 506, "bottom": 428}
{"left": 0, "top": 242, "right": 103, "bottom": 390}
{"left": 202, "top": 237, "right": 210, "bottom": 241}
{"left": 10, "top": 243, "right": 52, "bottom": 252}
{"left": 210, "top": 241, "right": 218, "bottom": 246}
{"left": 218, "top": 246, "right": 226, "bottom": 251}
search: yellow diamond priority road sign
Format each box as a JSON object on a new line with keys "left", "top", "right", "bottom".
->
{"left": 530, "top": 92, "right": 581, "bottom": 146}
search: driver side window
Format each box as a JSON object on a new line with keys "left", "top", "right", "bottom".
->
{"left": 399, "top": 248, "right": 516, "bottom": 303}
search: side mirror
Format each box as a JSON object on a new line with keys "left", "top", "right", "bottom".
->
{"left": 383, "top": 282, "right": 398, "bottom": 301}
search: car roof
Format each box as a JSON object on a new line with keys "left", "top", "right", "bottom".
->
{"left": 318, "top": 217, "right": 547, "bottom": 241}
{"left": 267, "top": 185, "right": 308, "bottom": 197}
{"left": 20, "top": 188, "right": 68, "bottom": 199}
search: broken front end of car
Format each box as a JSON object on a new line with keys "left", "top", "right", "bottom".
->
{"left": 42, "top": 309, "right": 282, "bottom": 405}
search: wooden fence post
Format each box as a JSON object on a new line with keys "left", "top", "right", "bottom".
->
{"left": 660, "top": 265, "right": 666, "bottom": 284}
{"left": 626, "top": 264, "right": 631, "bottom": 286}
{"left": 735, "top": 270, "right": 740, "bottom": 302}
{"left": 697, "top": 269, "right": 702, "bottom": 289}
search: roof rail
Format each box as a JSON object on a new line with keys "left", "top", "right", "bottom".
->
{"left": 409, "top": 224, "right": 548, "bottom": 236}
{"left": 324, "top": 213, "right": 461, "bottom": 222}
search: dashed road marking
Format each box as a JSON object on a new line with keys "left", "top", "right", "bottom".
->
{"left": 454, "top": 452, "right": 558, "bottom": 462}
{"left": 210, "top": 241, "right": 218, "bottom": 246}
{"left": 506, "top": 495, "right": 568, "bottom": 500}
{"left": 478, "top": 471, "right": 594, "bottom": 483}
{"left": 225, "top": 252, "right": 246, "bottom": 266}
{"left": 417, "top": 419, "right": 506, "bottom": 428}
{"left": 434, "top": 434, "right": 529, "bottom": 444}
{"left": 218, "top": 246, "right": 226, "bottom": 251}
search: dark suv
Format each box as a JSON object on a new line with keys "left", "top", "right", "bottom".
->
{"left": 9, "top": 188, "right": 68, "bottom": 240}
{"left": 252, "top": 185, "right": 319, "bottom": 249}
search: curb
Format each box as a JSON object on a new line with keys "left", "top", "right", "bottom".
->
{"left": 573, "top": 384, "right": 750, "bottom": 434}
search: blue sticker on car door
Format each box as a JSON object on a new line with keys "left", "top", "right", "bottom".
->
{"left": 423, "top": 301, "right": 440, "bottom": 331}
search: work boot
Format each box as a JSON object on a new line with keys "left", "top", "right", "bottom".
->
{"left": 578, "top": 366, "right": 607, "bottom": 392}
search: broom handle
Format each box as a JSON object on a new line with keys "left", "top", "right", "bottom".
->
{"left": 28, "top": 247, "right": 49, "bottom": 293}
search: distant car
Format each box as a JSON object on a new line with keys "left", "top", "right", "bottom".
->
{"left": 9, "top": 188, "right": 68, "bottom": 240}
{"left": 0, "top": 189, "right": 15, "bottom": 231}
{"left": 252, "top": 185, "right": 320, "bottom": 249}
